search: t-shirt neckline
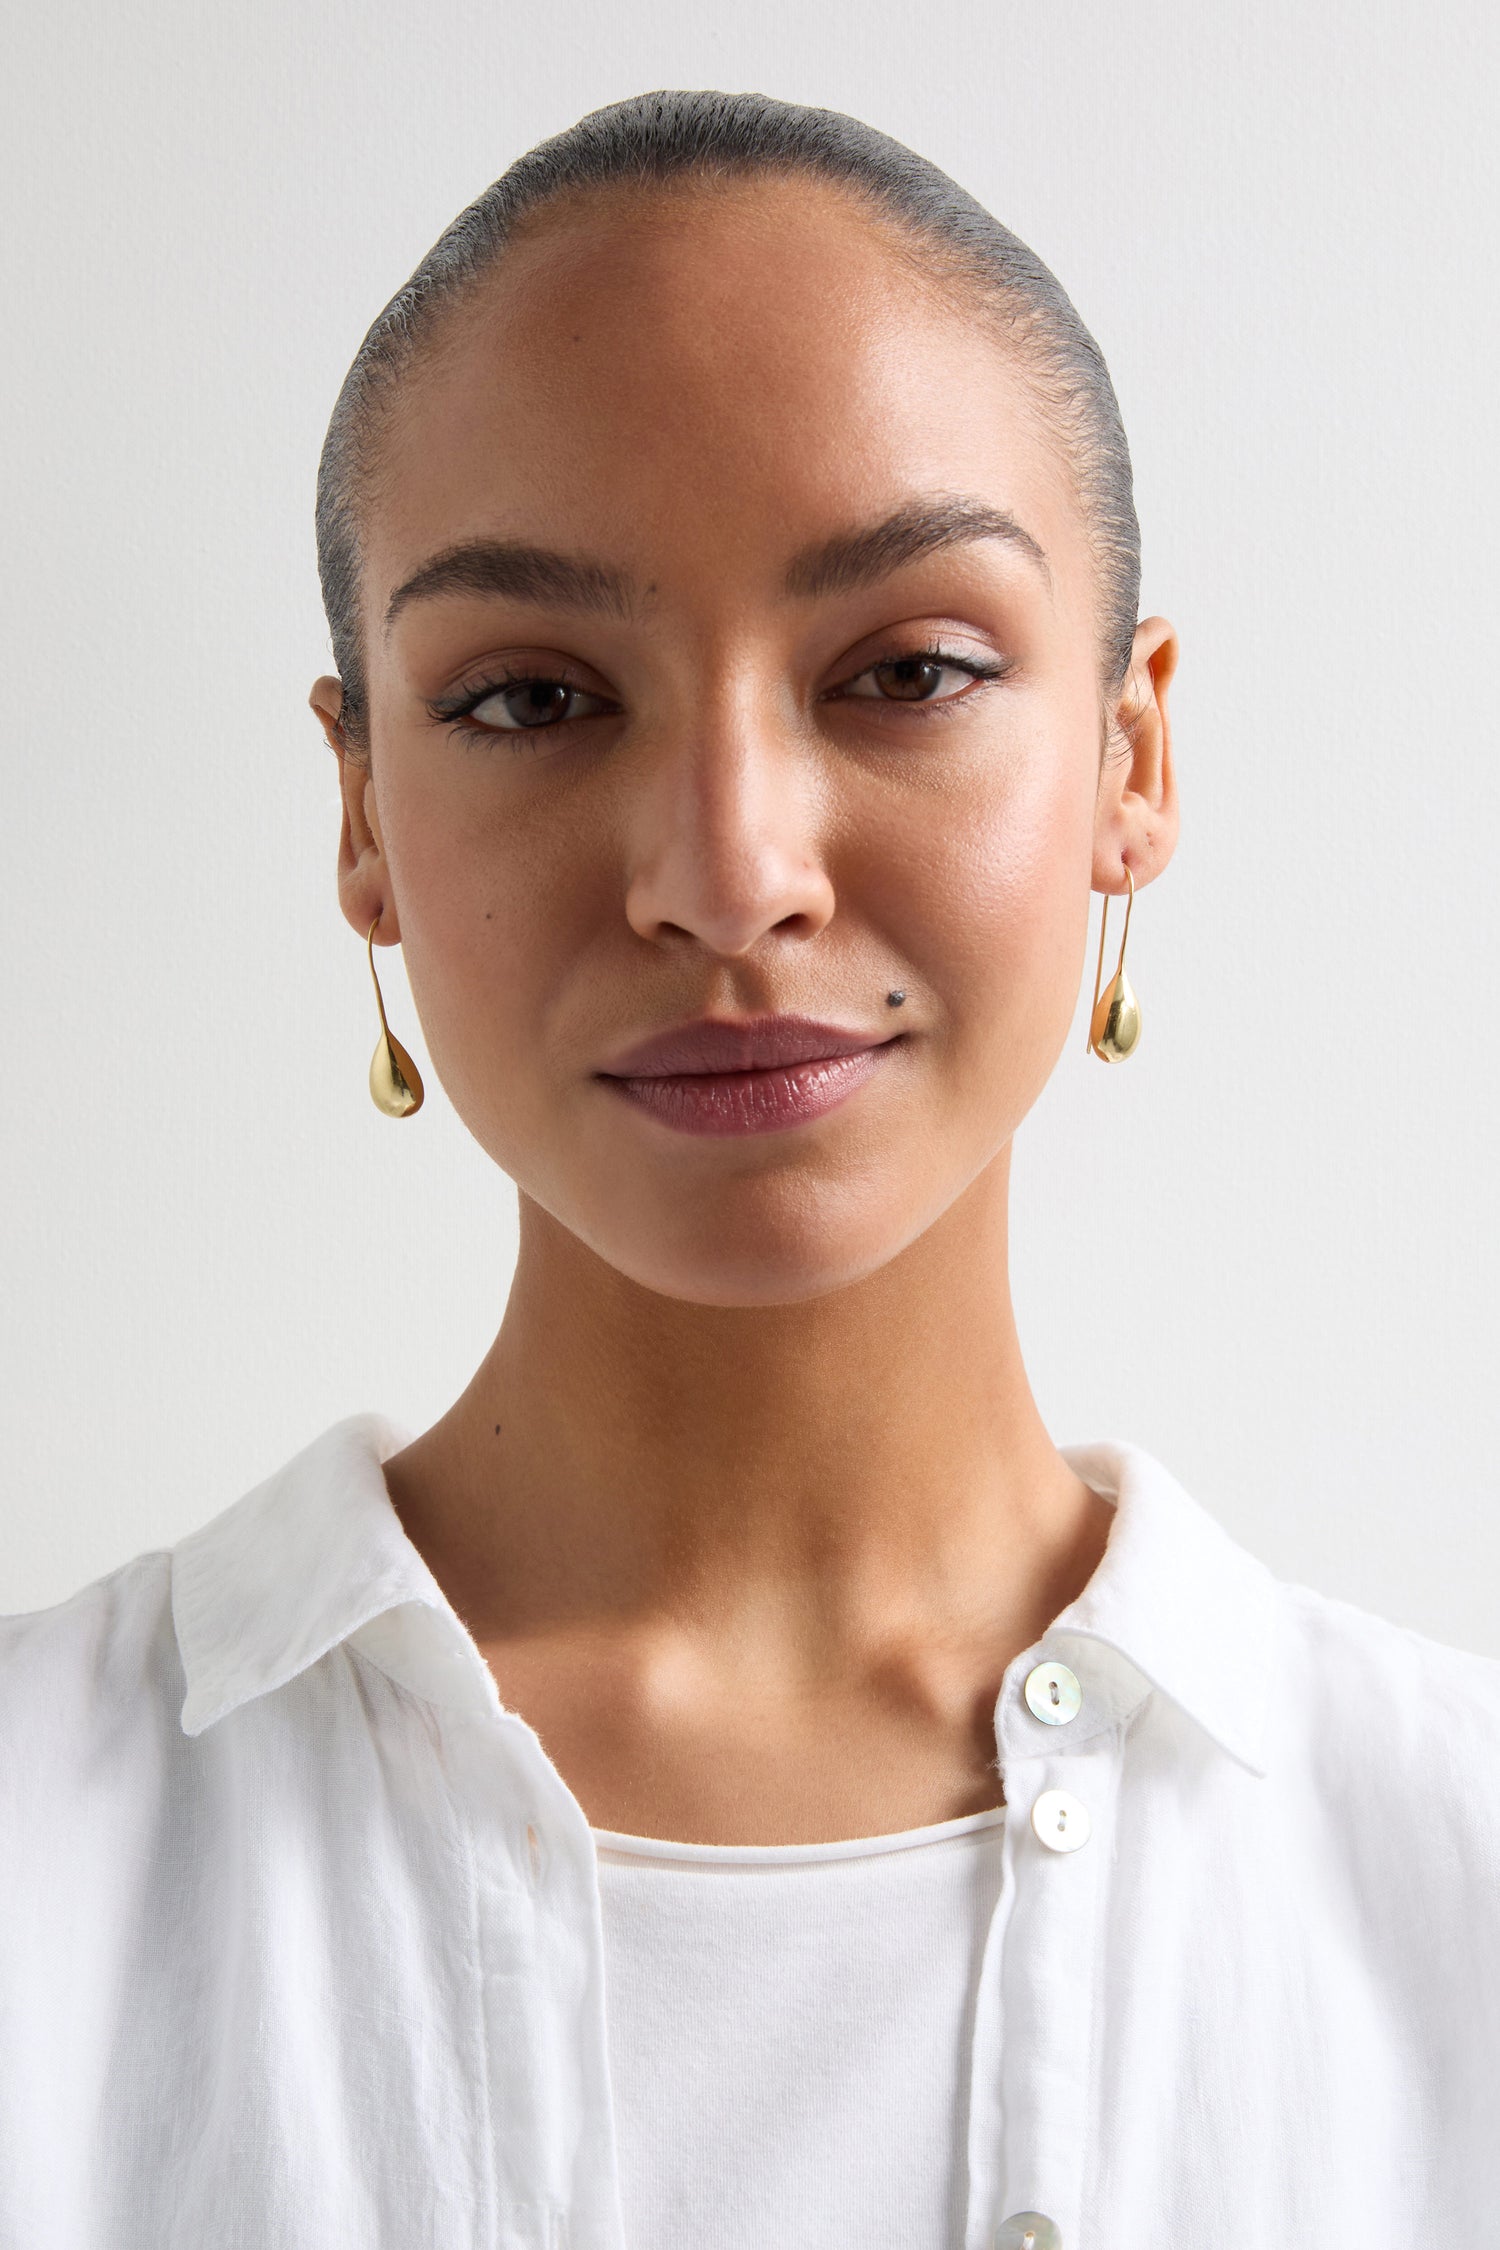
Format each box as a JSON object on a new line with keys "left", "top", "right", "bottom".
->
{"left": 588, "top": 1802, "right": 1007, "bottom": 1866}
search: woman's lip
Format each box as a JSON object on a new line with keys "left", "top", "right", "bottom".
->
{"left": 597, "top": 1012, "right": 894, "bottom": 1077}
{"left": 598, "top": 1044, "right": 898, "bottom": 1136}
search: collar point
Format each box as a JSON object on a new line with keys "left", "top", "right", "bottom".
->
{"left": 178, "top": 1687, "right": 220, "bottom": 1738}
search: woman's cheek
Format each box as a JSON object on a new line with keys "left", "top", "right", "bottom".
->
{"left": 937, "top": 779, "right": 1092, "bottom": 1079}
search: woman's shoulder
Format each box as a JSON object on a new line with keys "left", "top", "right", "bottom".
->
{"left": 1266, "top": 1570, "right": 1500, "bottom": 1844}
{"left": 0, "top": 1546, "right": 180, "bottom": 1778}
{"left": 0, "top": 1409, "right": 425, "bottom": 1809}
{"left": 0, "top": 1549, "right": 197, "bottom": 1949}
{"left": 0, "top": 1411, "right": 410, "bottom": 1755}
{"left": 1274, "top": 1568, "right": 1500, "bottom": 1712}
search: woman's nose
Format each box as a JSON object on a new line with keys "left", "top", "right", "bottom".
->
{"left": 621, "top": 694, "right": 837, "bottom": 959}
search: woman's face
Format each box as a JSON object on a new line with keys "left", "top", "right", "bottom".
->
{"left": 315, "top": 177, "right": 1177, "bottom": 1306}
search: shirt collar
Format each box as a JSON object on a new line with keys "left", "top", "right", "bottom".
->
{"left": 173, "top": 1410, "right": 462, "bottom": 1738}
{"left": 172, "top": 1414, "right": 1275, "bottom": 1774}
{"left": 1053, "top": 1437, "right": 1276, "bottom": 1775}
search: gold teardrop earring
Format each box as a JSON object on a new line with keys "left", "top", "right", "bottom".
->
{"left": 366, "top": 910, "right": 425, "bottom": 1117}
{"left": 1086, "top": 864, "right": 1143, "bottom": 1063}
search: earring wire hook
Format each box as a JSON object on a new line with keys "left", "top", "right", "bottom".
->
{"left": 366, "top": 911, "right": 391, "bottom": 1040}
{"left": 1086, "top": 863, "right": 1135, "bottom": 1054}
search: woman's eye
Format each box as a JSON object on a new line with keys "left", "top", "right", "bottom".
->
{"left": 836, "top": 652, "right": 1001, "bottom": 705}
{"left": 463, "top": 677, "right": 615, "bottom": 731}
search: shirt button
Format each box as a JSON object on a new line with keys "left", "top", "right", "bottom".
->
{"left": 995, "top": 2215, "right": 1062, "bottom": 2250}
{"left": 1030, "top": 1788, "right": 1091, "bottom": 1853}
{"left": 1023, "top": 1660, "right": 1082, "bottom": 1725}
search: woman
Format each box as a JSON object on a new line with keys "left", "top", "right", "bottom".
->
{"left": 5, "top": 86, "right": 1498, "bottom": 2250}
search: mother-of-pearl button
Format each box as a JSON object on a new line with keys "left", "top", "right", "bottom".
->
{"left": 1023, "top": 1659, "right": 1082, "bottom": 1725}
{"left": 995, "top": 2214, "right": 1062, "bottom": 2250}
{"left": 1030, "top": 1788, "right": 1091, "bottom": 1852}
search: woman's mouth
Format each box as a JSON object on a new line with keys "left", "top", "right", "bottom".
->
{"left": 600, "top": 1048, "right": 898, "bottom": 1135}
{"left": 595, "top": 1014, "right": 904, "bottom": 1137}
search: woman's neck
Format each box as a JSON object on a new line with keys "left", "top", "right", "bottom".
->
{"left": 377, "top": 1152, "right": 1115, "bottom": 1842}
{"left": 385, "top": 1154, "right": 1103, "bottom": 1657}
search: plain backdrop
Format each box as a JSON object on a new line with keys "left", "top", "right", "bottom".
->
{"left": 3, "top": 0, "right": 1497, "bottom": 1653}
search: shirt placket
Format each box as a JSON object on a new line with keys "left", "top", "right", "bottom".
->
{"left": 966, "top": 1638, "right": 1144, "bottom": 2250}
{"left": 439, "top": 1706, "right": 629, "bottom": 2250}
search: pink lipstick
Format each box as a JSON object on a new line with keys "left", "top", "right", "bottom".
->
{"left": 596, "top": 1014, "right": 901, "bottom": 1137}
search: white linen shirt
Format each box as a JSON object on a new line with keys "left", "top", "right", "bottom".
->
{"left": 3, "top": 1409, "right": 1500, "bottom": 2249}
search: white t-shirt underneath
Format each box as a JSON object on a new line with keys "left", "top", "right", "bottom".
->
{"left": 591, "top": 1805, "right": 1008, "bottom": 2250}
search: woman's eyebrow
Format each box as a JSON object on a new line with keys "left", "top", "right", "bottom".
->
{"left": 782, "top": 496, "right": 1052, "bottom": 599}
{"left": 383, "top": 541, "right": 635, "bottom": 637}
{"left": 381, "top": 495, "right": 1050, "bottom": 638}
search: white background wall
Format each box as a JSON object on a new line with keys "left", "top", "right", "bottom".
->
{"left": 4, "top": 0, "right": 1497, "bottom": 1651}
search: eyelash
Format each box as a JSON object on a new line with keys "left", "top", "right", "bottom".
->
{"left": 431, "top": 644, "right": 1013, "bottom": 754}
{"left": 830, "top": 647, "right": 1013, "bottom": 708}
{"left": 431, "top": 668, "right": 614, "bottom": 755}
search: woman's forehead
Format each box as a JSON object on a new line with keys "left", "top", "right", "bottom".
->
{"left": 367, "top": 184, "right": 1083, "bottom": 617}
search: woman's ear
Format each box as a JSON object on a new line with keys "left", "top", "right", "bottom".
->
{"left": 1091, "top": 616, "right": 1180, "bottom": 892}
{"left": 309, "top": 675, "right": 401, "bottom": 944}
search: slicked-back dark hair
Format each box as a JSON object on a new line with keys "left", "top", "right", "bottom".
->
{"left": 315, "top": 88, "right": 1141, "bottom": 757}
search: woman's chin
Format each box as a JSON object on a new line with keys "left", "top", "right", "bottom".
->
{"left": 565, "top": 1196, "right": 918, "bottom": 1311}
